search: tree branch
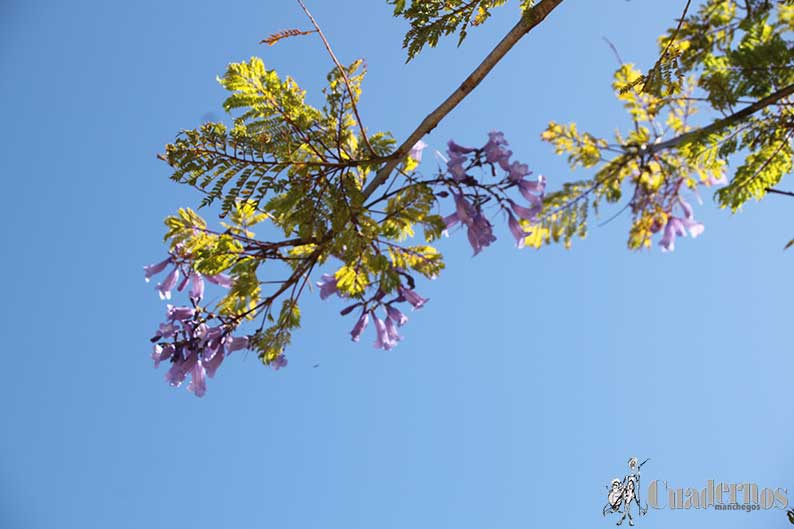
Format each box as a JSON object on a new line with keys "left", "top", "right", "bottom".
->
{"left": 650, "top": 81, "right": 794, "bottom": 153}
{"left": 295, "top": 0, "right": 377, "bottom": 157}
{"left": 360, "top": 0, "right": 565, "bottom": 199}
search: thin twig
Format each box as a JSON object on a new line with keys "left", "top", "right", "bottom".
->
{"left": 602, "top": 36, "right": 625, "bottom": 65}
{"left": 765, "top": 187, "right": 794, "bottom": 198}
{"left": 295, "top": 0, "right": 377, "bottom": 157}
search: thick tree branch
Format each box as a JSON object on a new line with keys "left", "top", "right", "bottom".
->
{"left": 361, "top": 0, "right": 565, "bottom": 199}
{"left": 650, "top": 81, "right": 794, "bottom": 153}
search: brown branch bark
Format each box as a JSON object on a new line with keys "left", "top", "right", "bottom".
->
{"left": 650, "top": 81, "right": 794, "bottom": 153}
{"left": 361, "top": 0, "right": 565, "bottom": 199}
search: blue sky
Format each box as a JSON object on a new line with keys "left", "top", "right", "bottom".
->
{"left": 2, "top": 1, "right": 794, "bottom": 528}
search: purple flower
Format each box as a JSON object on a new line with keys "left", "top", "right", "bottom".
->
{"left": 373, "top": 315, "right": 397, "bottom": 350}
{"left": 350, "top": 311, "right": 370, "bottom": 342}
{"left": 453, "top": 192, "right": 475, "bottom": 224}
{"left": 152, "top": 343, "right": 175, "bottom": 369}
{"left": 187, "top": 362, "right": 207, "bottom": 397}
{"left": 483, "top": 131, "right": 511, "bottom": 166}
{"left": 507, "top": 161, "right": 531, "bottom": 182}
{"left": 156, "top": 267, "right": 180, "bottom": 300}
{"left": 443, "top": 212, "right": 460, "bottom": 232}
{"left": 189, "top": 272, "right": 204, "bottom": 303}
{"left": 445, "top": 193, "right": 496, "bottom": 253}
{"left": 516, "top": 175, "right": 546, "bottom": 204}
{"left": 225, "top": 335, "right": 249, "bottom": 353}
{"left": 144, "top": 257, "right": 172, "bottom": 283}
{"left": 447, "top": 140, "right": 477, "bottom": 154}
{"left": 205, "top": 273, "right": 233, "bottom": 288}
{"left": 166, "top": 304, "right": 195, "bottom": 322}
{"left": 447, "top": 151, "right": 468, "bottom": 182}
{"left": 271, "top": 355, "right": 288, "bottom": 370}
{"left": 176, "top": 273, "right": 189, "bottom": 293}
{"left": 679, "top": 197, "right": 695, "bottom": 220}
{"left": 399, "top": 286, "right": 429, "bottom": 310}
{"left": 384, "top": 316, "right": 403, "bottom": 344}
{"left": 386, "top": 304, "right": 408, "bottom": 326}
{"left": 659, "top": 216, "right": 704, "bottom": 253}
{"left": 409, "top": 140, "right": 427, "bottom": 163}
{"left": 203, "top": 344, "right": 226, "bottom": 378}
{"left": 465, "top": 213, "right": 497, "bottom": 255}
{"left": 507, "top": 212, "right": 531, "bottom": 249}
{"left": 317, "top": 274, "right": 339, "bottom": 300}
{"left": 509, "top": 199, "right": 541, "bottom": 222}
{"left": 165, "top": 349, "right": 198, "bottom": 388}
{"left": 153, "top": 321, "right": 179, "bottom": 340}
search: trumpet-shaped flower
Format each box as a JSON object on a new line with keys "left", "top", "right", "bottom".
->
{"left": 509, "top": 199, "right": 541, "bottom": 222}
{"left": 317, "top": 274, "right": 339, "bottom": 300}
{"left": 409, "top": 140, "right": 427, "bottom": 163}
{"left": 399, "top": 286, "right": 429, "bottom": 310}
{"left": 144, "top": 257, "right": 172, "bottom": 283}
{"left": 205, "top": 273, "right": 233, "bottom": 288}
{"left": 152, "top": 343, "right": 175, "bottom": 368}
{"left": 189, "top": 272, "right": 204, "bottom": 303}
{"left": 166, "top": 304, "right": 195, "bottom": 322}
{"left": 156, "top": 267, "right": 180, "bottom": 300}
{"left": 350, "top": 311, "right": 369, "bottom": 342}
{"left": 373, "top": 314, "right": 397, "bottom": 350}
{"left": 659, "top": 215, "right": 704, "bottom": 252}
{"left": 271, "top": 355, "right": 288, "bottom": 370}
{"left": 507, "top": 212, "right": 531, "bottom": 248}
{"left": 483, "top": 131, "right": 511, "bottom": 167}
{"left": 386, "top": 305, "right": 408, "bottom": 326}
{"left": 187, "top": 362, "right": 207, "bottom": 397}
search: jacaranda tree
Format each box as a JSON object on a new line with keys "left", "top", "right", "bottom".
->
{"left": 145, "top": 0, "right": 794, "bottom": 396}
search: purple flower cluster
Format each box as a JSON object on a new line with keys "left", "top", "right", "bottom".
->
{"left": 144, "top": 257, "right": 270, "bottom": 397}
{"left": 658, "top": 196, "right": 704, "bottom": 252}
{"left": 317, "top": 274, "right": 428, "bottom": 350}
{"left": 442, "top": 132, "right": 545, "bottom": 255}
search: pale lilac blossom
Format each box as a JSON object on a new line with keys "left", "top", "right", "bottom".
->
{"left": 156, "top": 267, "right": 180, "bottom": 300}
{"left": 447, "top": 140, "right": 476, "bottom": 154}
{"left": 398, "top": 286, "right": 429, "bottom": 310}
{"left": 509, "top": 199, "right": 541, "bottom": 222}
{"left": 316, "top": 274, "right": 339, "bottom": 300}
{"left": 350, "top": 311, "right": 369, "bottom": 342}
{"left": 507, "top": 212, "right": 531, "bottom": 249}
{"left": 189, "top": 272, "right": 205, "bottom": 303}
{"left": 187, "top": 362, "right": 207, "bottom": 397}
{"left": 225, "top": 335, "right": 249, "bottom": 353}
{"left": 152, "top": 343, "right": 175, "bottom": 368}
{"left": 409, "top": 140, "right": 427, "bottom": 163}
{"left": 205, "top": 273, "right": 233, "bottom": 288}
{"left": 271, "top": 355, "right": 288, "bottom": 370}
{"left": 386, "top": 305, "right": 408, "bottom": 326}
{"left": 144, "top": 257, "right": 171, "bottom": 283}
{"left": 202, "top": 344, "right": 226, "bottom": 378}
{"left": 373, "top": 314, "right": 397, "bottom": 350}
{"left": 166, "top": 304, "right": 195, "bottom": 322}
{"left": 659, "top": 215, "right": 704, "bottom": 252}
{"left": 384, "top": 316, "right": 403, "bottom": 344}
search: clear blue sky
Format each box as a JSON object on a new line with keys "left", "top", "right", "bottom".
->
{"left": 2, "top": 1, "right": 794, "bottom": 528}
